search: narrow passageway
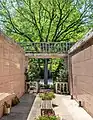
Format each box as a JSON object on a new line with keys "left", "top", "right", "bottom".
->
{"left": 27, "top": 94, "right": 93, "bottom": 120}
{"left": 0, "top": 94, "right": 36, "bottom": 120}
{"left": 53, "top": 94, "right": 93, "bottom": 120}
{"left": 53, "top": 94, "right": 73, "bottom": 120}
{"left": 27, "top": 94, "right": 41, "bottom": 120}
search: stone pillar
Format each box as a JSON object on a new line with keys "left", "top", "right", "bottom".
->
{"left": 25, "top": 57, "right": 29, "bottom": 69}
{"left": 35, "top": 82, "right": 38, "bottom": 93}
{"left": 66, "top": 83, "right": 69, "bottom": 94}
{"left": 60, "top": 83, "right": 61, "bottom": 92}
{"left": 68, "top": 54, "right": 73, "bottom": 98}
{"left": 55, "top": 83, "right": 58, "bottom": 93}
{"left": 25, "top": 57, "right": 29, "bottom": 93}
{"left": 64, "top": 56, "right": 68, "bottom": 69}
{"left": 36, "top": 81, "right": 40, "bottom": 93}
{"left": 44, "top": 59, "right": 48, "bottom": 85}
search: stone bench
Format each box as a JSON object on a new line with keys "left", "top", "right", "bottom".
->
{"left": 0, "top": 93, "right": 15, "bottom": 118}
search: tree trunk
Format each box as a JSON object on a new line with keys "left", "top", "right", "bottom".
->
{"left": 44, "top": 59, "right": 48, "bottom": 85}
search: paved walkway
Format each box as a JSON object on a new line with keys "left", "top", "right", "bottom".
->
{"left": 27, "top": 94, "right": 41, "bottom": 120}
{"left": 53, "top": 94, "right": 73, "bottom": 120}
{"left": 27, "top": 94, "right": 93, "bottom": 120}
{"left": 0, "top": 93, "right": 36, "bottom": 120}
{"left": 2, "top": 93, "right": 93, "bottom": 120}
{"left": 53, "top": 94, "right": 93, "bottom": 120}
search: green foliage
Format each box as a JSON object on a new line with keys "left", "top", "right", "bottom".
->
{"left": 12, "top": 96, "right": 20, "bottom": 106}
{"left": 57, "top": 61, "right": 68, "bottom": 82}
{"left": 53, "top": 59, "right": 68, "bottom": 82}
{"left": 35, "top": 115, "right": 60, "bottom": 120}
{"left": 50, "top": 59, "right": 61, "bottom": 72}
{"left": 58, "top": 68, "right": 68, "bottom": 82}
{"left": 0, "top": 0, "right": 92, "bottom": 43}
{"left": 39, "top": 92, "right": 55, "bottom": 100}
{"left": 28, "top": 58, "right": 43, "bottom": 81}
{"left": 0, "top": 0, "right": 93, "bottom": 84}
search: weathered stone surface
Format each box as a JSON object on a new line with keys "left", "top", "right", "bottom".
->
{"left": 0, "top": 94, "right": 36, "bottom": 120}
{"left": 0, "top": 33, "right": 25, "bottom": 97}
{"left": 71, "top": 45, "right": 93, "bottom": 117}
{"left": 0, "top": 32, "right": 26, "bottom": 118}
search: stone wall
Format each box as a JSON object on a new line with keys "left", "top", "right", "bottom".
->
{"left": 72, "top": 44, "right": 93, "bottom": 116}
{"left": 0, "top": 32, "right": 25, "bottom": 97}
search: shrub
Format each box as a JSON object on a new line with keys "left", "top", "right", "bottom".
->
{"left": 4, "top": 102, "right": 10, "bottom": 108}
{"left": 12, "top": 96, "right": 20, "bottom": 106}
{"left": 39, "top": 92, "right": 55, "bottom": 100}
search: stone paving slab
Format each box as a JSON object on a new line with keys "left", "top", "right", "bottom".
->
{"left": 53, "top": 94, "right": 93, "bottom": 120}
{"left": 27, "top": 94, "right": 41, "bottom": 120}
{"left": 27, "top": 94, "right": 93, "bottom": 120}
{"left": 0, "top": 93, "right": 36, "bottom": 120}
{"left": 62, "top": 95, "right": 93, "bottom": 120}
{"left": 53, "top": 94, "right": 73, "bottom": 120}
{"left": 4, "top": 93, "right": 92, "bottom": 120}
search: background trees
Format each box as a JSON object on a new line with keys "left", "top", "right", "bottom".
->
{"left": 0, "top": 0, "right": 93, "bottom": 42}
{"left": 0, "top": 0, "right": 93, "bottom": 82}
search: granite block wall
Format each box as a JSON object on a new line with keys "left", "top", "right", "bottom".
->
{"left": 72, "top": 45, "right": 93, "bottom": 116}
{"left": 0, "top": 33, "right": 25, "bottom": 97}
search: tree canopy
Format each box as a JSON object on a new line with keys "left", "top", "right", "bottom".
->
{"left": 0, "top": 0, "right": 93, "bottom": 82}
{"left": 0, "top": 0, "right": 93, "bottom": 42}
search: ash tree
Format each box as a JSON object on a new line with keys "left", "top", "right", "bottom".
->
{"left": 0, "top": 0, "right": 93, "bottom": 43}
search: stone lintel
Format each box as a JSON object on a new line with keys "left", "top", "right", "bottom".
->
{"left": 25, "top": 53, "right": 68, "bottom": 58}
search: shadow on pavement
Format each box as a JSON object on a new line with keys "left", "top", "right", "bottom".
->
{"left": 0, "top": 93, "right": 36, "bottom": 120}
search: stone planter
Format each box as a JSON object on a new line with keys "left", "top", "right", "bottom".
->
{"left": 41, "top": 100, "right": 55, "bottom": 116}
